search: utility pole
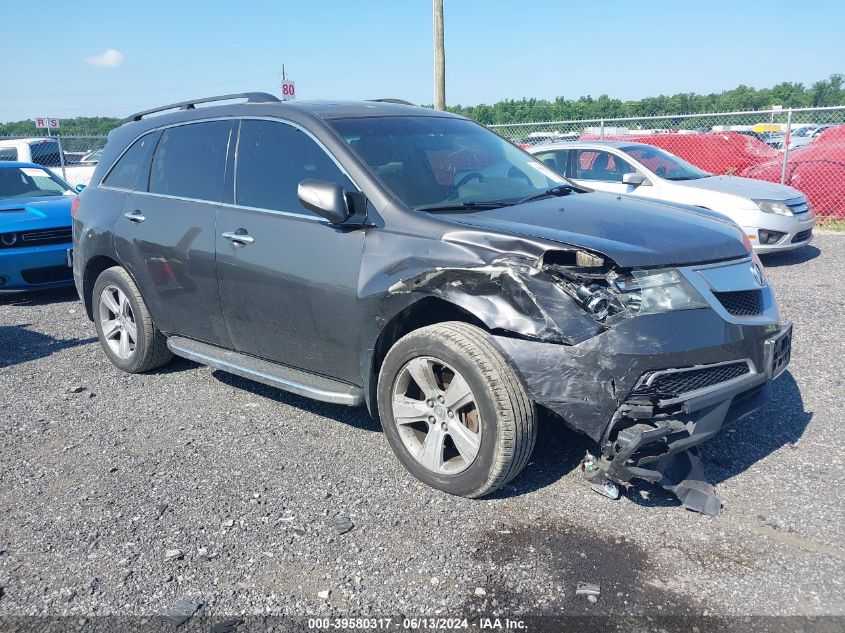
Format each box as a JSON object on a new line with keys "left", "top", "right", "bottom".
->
{"left": 433, "top": 0, "right": 445, "bottom": 110}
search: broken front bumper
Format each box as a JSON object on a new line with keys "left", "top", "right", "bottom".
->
{"left": 491, "top": 310, "right": 792, "bottom": 515}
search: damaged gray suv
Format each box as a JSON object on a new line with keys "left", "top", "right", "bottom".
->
{"left": 72, "top": 93, "right": 792, "bottom": 515}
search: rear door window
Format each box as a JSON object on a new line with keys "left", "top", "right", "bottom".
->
{"left": 102, "top": 133, "right": 156, "bottom": 190}
{"left": 149, "top": 121, "right": 232, "bottom": 202}
{"left": 235, "top": 119, "right": 355, "bottom": 216}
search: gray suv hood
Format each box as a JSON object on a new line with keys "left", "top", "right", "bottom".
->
{"left": 441, "top": 191, "right": 750, "bottom": 268}
{"left": 674, "top": 175, "right": 803, "bottom": 200}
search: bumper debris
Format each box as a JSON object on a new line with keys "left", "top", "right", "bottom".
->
{"left": 575, "top": 582, "right": 601, "bottom": 598}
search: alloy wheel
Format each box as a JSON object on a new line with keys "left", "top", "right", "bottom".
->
{"left": 391, "top": 356, "right": 482, "bottom": 475}
{"left": 99, "top": 285, "right": 137, "bottom": 359}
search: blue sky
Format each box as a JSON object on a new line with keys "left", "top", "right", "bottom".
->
{"left": 1, "top": 0, "right": 842, "bottom": 122}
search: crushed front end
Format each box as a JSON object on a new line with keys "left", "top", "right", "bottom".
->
{"left": 490, "top": 251, "right": 791, "bottom": 516}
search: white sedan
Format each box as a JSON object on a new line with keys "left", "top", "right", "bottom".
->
{"left": 528, "top": 141, "right": 815, "bottom": 253}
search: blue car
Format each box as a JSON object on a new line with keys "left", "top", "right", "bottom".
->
{"left": 0, "top": 162, "right": 76, "bottom": 292}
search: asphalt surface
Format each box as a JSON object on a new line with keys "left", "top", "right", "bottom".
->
{"left": 1, "top": 234, "right": 843, "bottom": 621}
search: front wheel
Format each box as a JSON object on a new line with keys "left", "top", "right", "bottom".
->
{"left": 377, "top": 322, "right": 536, "bottom": 498}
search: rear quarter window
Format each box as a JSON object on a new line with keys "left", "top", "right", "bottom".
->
{"left": 102, "top": 133, "right": 156, "bottom": 190}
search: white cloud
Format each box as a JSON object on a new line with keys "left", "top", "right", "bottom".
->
{"left": 84, "top": 49, "right": 124, "bottom": 68}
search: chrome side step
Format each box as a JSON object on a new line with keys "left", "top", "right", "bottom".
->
{"left": 167, "top": 336, "right": 364, "bottom": 406}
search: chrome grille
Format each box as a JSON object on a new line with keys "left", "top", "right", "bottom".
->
{"left": 632, "top": 361, "right": 751, "bottom": 399}
{"left": 786, "top": 197, "right": 810, "bottom": 216}
{"left": 713, "top": 289, "right": 763, "bottom": 316}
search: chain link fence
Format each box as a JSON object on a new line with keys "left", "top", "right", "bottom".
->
{"left": 0, "top": 134, "right": 107, "bottom": 188}
{"left": 3, "top": 108, "right": 845, "bottom": 218}
{"left": 490, "top": 105, "right": 845, "bottom": 218}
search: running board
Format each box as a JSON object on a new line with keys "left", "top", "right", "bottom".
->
{"left": 167, "top": 336, "right": 364, "bottom": 406}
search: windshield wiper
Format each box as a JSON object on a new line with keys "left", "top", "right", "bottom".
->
{"left": 516, "top": 185, "right": 577, "bottom": 204}
{"left": 416, "top": 201, "right": 513, "bottom": 213}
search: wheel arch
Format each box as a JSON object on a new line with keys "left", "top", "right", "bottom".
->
{"left": 366, "top": 296, "right": 488, "bottom": 418}
{"left": 82, "top": 255, "right": 148, "bottom": 323}
{"left": 82, "top": 255, "right": 123, "bottom": 320}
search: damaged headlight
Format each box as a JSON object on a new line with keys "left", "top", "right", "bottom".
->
{"left": 613, "top": 268, "right": 708, "bottom": 315}
{"left": 544, "top": 256, "right": 708, "bottom": 323}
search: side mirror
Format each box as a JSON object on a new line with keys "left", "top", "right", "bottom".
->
{"left": 622, "top": 173, "right": 649, "bottom": 186}
{"left": 75, "top": 184, "right": 86, "bottom": 192}
{"left": 297, "top": 179, "right": 354, "bottom": 224}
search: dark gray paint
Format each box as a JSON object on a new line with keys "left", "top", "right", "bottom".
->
{"left": 442, "top": 193, "right": 749, "bottom": 268}
{"left": 215, "top": 205, "right": 365, "bottom": 382}
{"left": 113, "top": 192, "right": 232, "bottom": 346}
{"left": 73, "top": 99, "right": 791, "bottom": 513}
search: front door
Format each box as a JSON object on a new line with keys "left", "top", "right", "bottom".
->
{"left": 114, "top": 120, "right": 235, "bottom": 346}
{"left": 568, "top": 148, "right": 643, "bottom": 196}
{"left": 216, "top": 119, "right": 365, "bottom": 383}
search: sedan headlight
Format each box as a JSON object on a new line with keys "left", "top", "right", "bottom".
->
{"left": 613, "top": 268, "right": 708, "bottom": 315}
{"left": 754, "top": 200, "right": 793, "bottom": 216}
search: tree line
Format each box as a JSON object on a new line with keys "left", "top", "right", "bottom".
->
{"left": 0, "top": 116, "right": 122, "bottom": 138}
{"left": 446, "top": 74, "right": 845, "bottom": 124}
{"left": 1, "top": 75, "right": 842, "bottom": 135}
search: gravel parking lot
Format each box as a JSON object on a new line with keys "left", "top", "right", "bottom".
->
{"left": 1, "top": 234, "right": 843, "bottom": 621}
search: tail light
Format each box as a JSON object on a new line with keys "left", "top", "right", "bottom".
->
{"left": 71, "top": 195, "right": 80, "bottom": 219}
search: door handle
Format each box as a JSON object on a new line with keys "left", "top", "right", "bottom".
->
{"left": 222, "top": 230, "right": 255, "bottom": 246}
{"left": 124, "top": 210, "right": 146, "bottom": 223}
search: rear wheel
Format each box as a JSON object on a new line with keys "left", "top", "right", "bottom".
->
{"left": 92, "top": 266, "right": 172, "bottom": 373}
{"left": 377, "top": 322, "right": 536, "bottom": 498}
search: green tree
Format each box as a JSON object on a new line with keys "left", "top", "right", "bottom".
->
{"left": 4, "top": 75, "right": 844, "bottom": 134}
{"left": 445, "top": 75, "right": 844, "bottom": 124}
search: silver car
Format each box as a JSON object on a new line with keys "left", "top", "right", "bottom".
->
{"left": 529, "top": 141, "right": 815, "bottom": 254}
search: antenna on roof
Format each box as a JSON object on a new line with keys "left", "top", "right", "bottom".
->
{"left": 368, "top": 98, "right": 416, "bottom": 106}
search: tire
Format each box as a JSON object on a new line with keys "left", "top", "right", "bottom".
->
{"left": 377, "top": 321, "right": 536, "bottom": 498}
{"left": 92, "top": 266, "right": 172, "bottom": 373}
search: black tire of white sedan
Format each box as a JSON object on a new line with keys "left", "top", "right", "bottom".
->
{"left": 377, "top": 321, "right": 536, "bottom": 498}
{"left": 92, "top": 266, "right": 172, "bottom": 373}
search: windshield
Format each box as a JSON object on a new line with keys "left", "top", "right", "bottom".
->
{"left": 0, "top": 166, "right": 73, "bottom": 199}
{"left": 28, "top": 140, "right": 62, "bottom": 167}
{"left": 328, "top": 116, "right": 569, "bottom": 210}
{"left": 622, "top": 145, "right": 710, "bottom": 181}
{"left": 792, "top": 127, "right": 814, "bottom": 137}
{"left": 83, "top": 148, "right": 103, "bottom": 163}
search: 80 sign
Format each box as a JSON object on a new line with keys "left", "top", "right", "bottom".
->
{"left": 281, "top": 81, "right": 296, "bottom": 100}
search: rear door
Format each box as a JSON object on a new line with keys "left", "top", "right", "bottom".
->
{"left": 113, "top": 120, "right": 235, "bottom": 346}
{"left": 215, "top": 118, "right": 365, "bottom": 383}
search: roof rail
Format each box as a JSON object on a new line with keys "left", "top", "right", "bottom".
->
{"left": 125, "top": 92, "right": 281, "bottom": 123}
{"left": 368, "top": 98, "right": 416, "bottom": 106}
